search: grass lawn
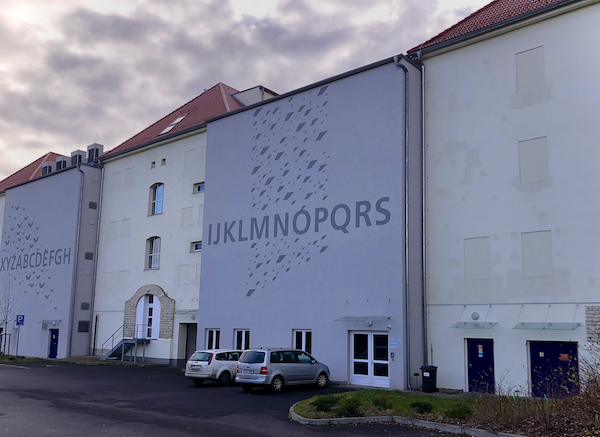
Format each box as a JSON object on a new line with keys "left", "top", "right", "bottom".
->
{"left": 0, "top": 354, "right": 42, "bottom": 363}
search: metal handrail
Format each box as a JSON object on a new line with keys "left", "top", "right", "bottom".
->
{"left": 101, "top": 324, "right": 154, "bottom": 356}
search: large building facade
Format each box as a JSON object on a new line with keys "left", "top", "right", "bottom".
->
{"left": 198, "top": 57, "right": 424, "bottom": 389}
{"left": 410, "top": 0, "right": 600, "bottom": 395}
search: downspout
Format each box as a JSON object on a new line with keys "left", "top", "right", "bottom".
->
{"left": 393, "top": 55, "right": 412, "bottom": 390}
{"left": 88, "top": 165, "right": 104, "bottom": 355}
{"left": 68, "top": 164, "right": 85, "bottom": 357}
{"left": 418, "top": 50, "right": 429, "bottom": 366}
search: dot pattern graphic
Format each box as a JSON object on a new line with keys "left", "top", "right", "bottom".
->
{"left": 245, "top": 85, "right": 332, "bottom": 297}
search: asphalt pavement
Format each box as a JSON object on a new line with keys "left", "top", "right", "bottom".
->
{"left": 0, "top": 361, "right": 453, "bottom": 437}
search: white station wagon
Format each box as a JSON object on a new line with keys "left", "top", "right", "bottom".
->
{"left": 185, "top": 349, "right": 242, "bottom": 386}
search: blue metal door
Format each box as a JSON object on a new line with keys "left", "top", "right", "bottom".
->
{"left": 49, "top": 329, "right": 59, "bottom": 359}
{"left": 467, "top": 339, "right": 495, "bottom": 393}
{"left": 530, "top": 341, "right": 578, "bottom": 398}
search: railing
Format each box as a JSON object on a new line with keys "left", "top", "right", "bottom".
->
{"left": 100, "top": 324, "right": 152, "bottom": 357}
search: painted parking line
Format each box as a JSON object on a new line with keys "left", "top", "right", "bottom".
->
{"left": 0, "top": 363, "right": 31, "bottom": 370}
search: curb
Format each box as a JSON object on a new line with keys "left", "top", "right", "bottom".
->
{"left": 289, "top": 403, "right": 524, "bottom": 437}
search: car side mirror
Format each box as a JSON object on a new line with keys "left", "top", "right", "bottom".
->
{"left": 311, "top": 359, "right": 317, "bottom": 364}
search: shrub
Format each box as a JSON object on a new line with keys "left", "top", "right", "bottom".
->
{"left": 445, "top": 403, "right": 473, "bottom": 420}
{"left": 311, "top": 395, "right": 339, "bottom": 412}
{"left": 372, "top": 396, "right": 392, "bottom": 410}
{"left": 336, "top": 397, "right": 362, "bottom": 417}
{"left": 410, "top": 401, "right": 434, "bottom": 414}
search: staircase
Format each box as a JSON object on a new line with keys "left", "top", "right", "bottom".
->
{"left": 101, "top": 324, "right": 152, "bottom": 362}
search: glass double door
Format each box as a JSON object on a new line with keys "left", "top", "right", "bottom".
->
{"left": 350, "top": 332, "right": 389, "bottom": 387}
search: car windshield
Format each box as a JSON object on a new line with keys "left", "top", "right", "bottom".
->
{"left": 239, "top": 351, "right": 265, "bottom": 363}
{"left": 189, "top": 352, "right": 212, "bottom": 361}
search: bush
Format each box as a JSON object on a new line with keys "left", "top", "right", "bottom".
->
{"left": 410, "top": 401, "right": 434, "bottom": 414}
{"left": 336, "top": 397, "right": 362, "bottom": 417}
{"left": 445, "top": 403, "right": 473, "bottom": 420}
{"left": 372, "top": 396, "right": 392, "bottom": 410}
{"left": 311, "top": 395, "right": 339, "bottom": 412}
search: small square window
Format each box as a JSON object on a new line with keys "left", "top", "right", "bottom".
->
{"left": 161, "top": 158, "right": 166, "bottom": 166}
{"left": 191, "top": 241, "right": 202, "bottom": 252}
{"left": 193, "top": 182, "right": 205, "bottom": 194}
{"left": 151, "top": 161, "right": 156, "bottom": 169}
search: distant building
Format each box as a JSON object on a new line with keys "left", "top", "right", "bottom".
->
{"left": 0, "top": 147, "right": 102, "bottom": 358}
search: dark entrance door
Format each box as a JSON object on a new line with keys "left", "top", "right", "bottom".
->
{"left": 49, "top": 329, "right": 59, "bottom": 359}
{"left": 467, "top": 339, "right": 495, "bottom": 393}
{"left": 530, "top": 341, "right": 579, "bottom": 398}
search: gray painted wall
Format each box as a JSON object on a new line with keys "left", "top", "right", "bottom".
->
{"left": 199, "top": 59, "right": 423, "bottom": 388}
{"left": 0, "top": 164, "right": 101, "bottom": 358}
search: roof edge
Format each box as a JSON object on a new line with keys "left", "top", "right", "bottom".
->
{"left": 207, "top": 55, "right": 418, "bottom": 124}
{"left": 99, "top": 123, "right": 208, "bottom": 163}
{"left": 408, "top": 0, "right": 590, "bottom": 57}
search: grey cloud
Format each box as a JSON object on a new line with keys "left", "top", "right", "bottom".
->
{"left": 61, "top": 8, "right": 164, "bottom": 45}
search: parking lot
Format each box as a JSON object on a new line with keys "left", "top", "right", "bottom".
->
{"left": 0, "top": 361, "right": 451, "bottom": 437}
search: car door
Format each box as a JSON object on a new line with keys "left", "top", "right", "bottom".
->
{"left": 295, "top": 351, "right": 317, "bottom": 382}
{"left": 279, "top": 350, "right": 302, "bottom": 383}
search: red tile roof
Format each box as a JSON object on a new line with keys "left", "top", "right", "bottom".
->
{"left": 409, "top": 0, "right": 568, "bottom": 53}
{"left": 0, "top": 152, "right": 63, "bottom": 192}
{"left": 102, "top": 82, "right": 244, "bottom": 159}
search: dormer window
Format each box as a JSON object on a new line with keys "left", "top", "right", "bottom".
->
{"left": 158, "top": 113, "right": 188, "bottom": 136}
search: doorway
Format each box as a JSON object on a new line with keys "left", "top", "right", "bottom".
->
{"left": 350, "top": 331, "right": 389, "bottom": 387}
{"left": 466, "top": 339, "right": 495, "bottom": 393}
{"left": 49, "top": 329, "right": 59, "bottom": 359}
{"left": 530, "top": 341, "right": 578, "bottom": 398}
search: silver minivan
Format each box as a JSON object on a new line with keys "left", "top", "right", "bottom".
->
{"left": 236, "top": 348, "right": 330, "bottom": 393}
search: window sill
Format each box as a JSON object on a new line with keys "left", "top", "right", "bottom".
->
{"left": 144, "top": 268, "right": 160, "bottom": 271}
{"left": 148, "top": 212, "right": 164, "bottom": 217}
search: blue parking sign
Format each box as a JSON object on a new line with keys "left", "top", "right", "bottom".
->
{"left": 16, "top": 315, "right": 24, "bottom": 326}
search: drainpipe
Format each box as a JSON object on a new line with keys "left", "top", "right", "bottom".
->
{"left": 418, "top": 50, "right": 429, "bottom": 366}
{"left": 88, "top": 165, "right": 104, "bottom": 355}
{"left": 393, "top": 55, "right": 412, "bottom": 391}
{"left": 68, "top": 164, "right": 85, "bottom": 357}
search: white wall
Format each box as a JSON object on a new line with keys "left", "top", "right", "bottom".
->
{"left": 94, "top": 132, "right": 206, "bottom": 361}
{"left": 424, "top": 4, "right": 600, "bottom": 391}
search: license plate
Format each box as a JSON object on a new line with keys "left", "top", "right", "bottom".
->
{"left": 191, "top": 365, "right": 200, "bottom": 370}
{"left": 242, "top": 369, "right": 254, "bottom": 374}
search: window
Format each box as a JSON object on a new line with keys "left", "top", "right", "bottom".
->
{"left": 158, "top": 113, "right": 188, "bottom": 136}
{"left": 146, "top": 237, "right": 161, "bottom": 269}
{"left": 235, "top": 329, "right": 250, "bottom": 350}
{"left": 206, "top": 329, "right": 220, "bottom": 349}
{"left": 193, "top": 182, "right": 205, "bottom": 194}
{"left": 150, "top": 183, "right": 164, "bottom": 215}
{"left": 293, "top": 330, "right": 312, "bottom": 354}
{"left": 191, "top": 241, "right": 202, "bottom": 252}
{"left": 161, "top": 158, "right": 166, "bottom": 166}
{"left": 150, "top": 161, "right": 156, "bottom": 169}
{"left": 135, "top": 294, "right": 160, "bottom": 339}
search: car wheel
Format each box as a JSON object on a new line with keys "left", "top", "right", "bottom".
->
{"left": 242, "top": 384, "right": 253, "bottom": 392}
{"left": 193, "top": 379, "right": 204, "bottom": 386}
{"left": 218, "top": 371, "right": 231, "bottom": 386}
{"left": 270, "top": 375, "right": 284, "bottom": 393}
{"left": 317, "top": 372, "right": 328, "bottom": 388}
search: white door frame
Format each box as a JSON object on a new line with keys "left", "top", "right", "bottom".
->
{"left": 350, "top": 331, "right": 390, "bottom": 388}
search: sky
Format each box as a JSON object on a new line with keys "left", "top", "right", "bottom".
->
{"left": 0, "top": 0, "right": 491, "bottom": 180}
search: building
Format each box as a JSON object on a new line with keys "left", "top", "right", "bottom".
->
{"left": 0, "top": 146, "right": 102, "bottom": 358}
{"left": 198, "top": 57, "right": 424, "bottom": 389}
{"left": 92, "top": 84, "right": 277, "bottom": 365}
{"left": 407, "top": 0, "right": 600, "bottom": 396}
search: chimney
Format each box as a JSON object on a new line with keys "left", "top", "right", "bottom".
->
{"left": 87, "top": 143, "right": 104, "bottom": 163}
{"left": 71, "top": 150, "right": 86, "bottom": 166}
{"left": 41, "top": 161, "right": 55, "bottom": 176}
{"left": 55, "top": 156, "right": 69, "bottom": 171}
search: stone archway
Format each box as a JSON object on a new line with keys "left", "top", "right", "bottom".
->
{"left": 124, "top": 285, "right": 175, "bottom": 339}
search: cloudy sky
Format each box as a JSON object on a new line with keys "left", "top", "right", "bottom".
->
{"left": 0, "top": 0, "right": 490, "bottom": 180}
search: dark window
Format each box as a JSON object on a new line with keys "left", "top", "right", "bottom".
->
{"left": 354, "top": 334, "right": 368, "bottom": 360}
{"left": 240, "top": 351, "right": 265, "bottom": 364}
{"left": 80, "top": 302, "right": 90, "bottom": 310}
{"left": 78, "top": 321, "right": 90, "bottom": 333}
{"left": 354, "top": 362, "right": 369, "bottom": 375}
{"left": 216, "top": 353, "right": 227, "bottom": 361}
{"left": 89, "top": 202, "right": 98, "bottom": 209}
{"left": 85, "top": 252, "right": 94, "bottom": 260}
